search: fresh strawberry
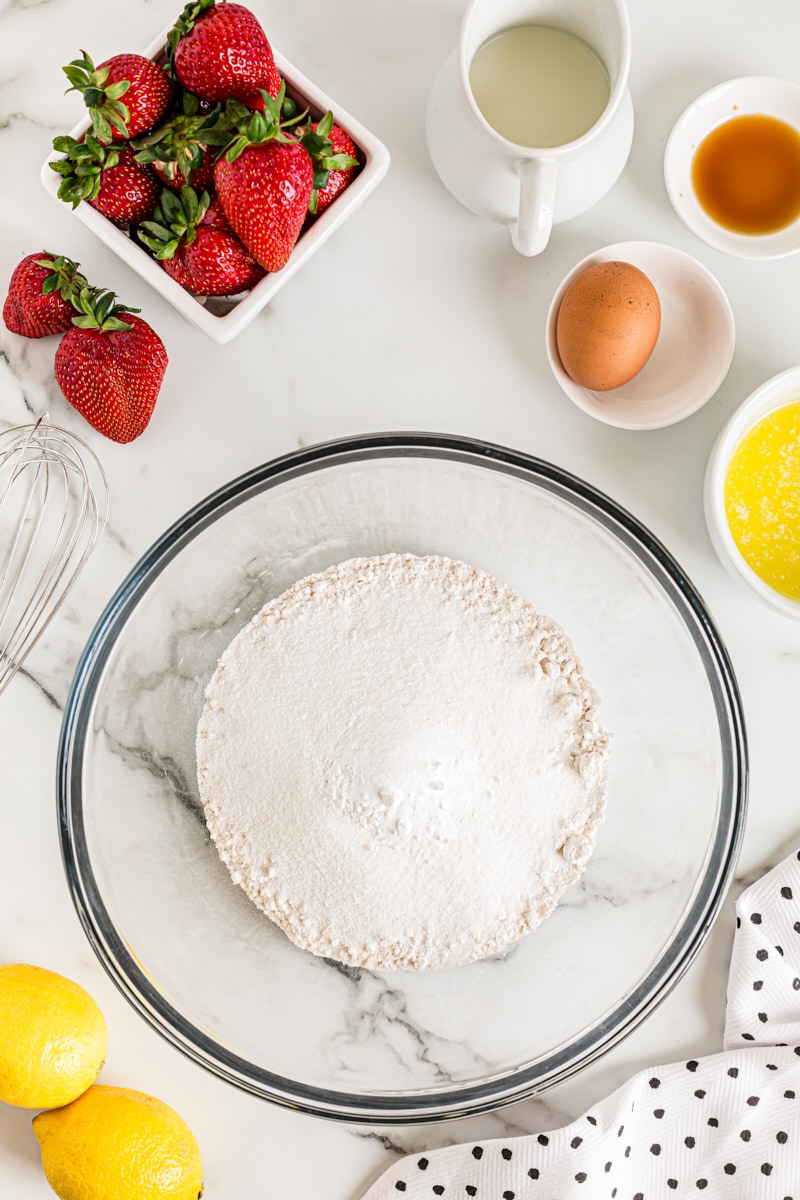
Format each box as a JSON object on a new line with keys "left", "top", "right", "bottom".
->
{"left": 3, "top": 253, "right": 87, "bottom": 339}
{"left": 168, "top": 0, "right": 278, "bottom": 103}
{"left": 54, "top": 288, "right": 168, "bottom": 444}
{"left": 198, "top": 196, "right": 231, "bottom": 231}
{"left": 62, "top": 52, "right": 173, "bottom": 141}
{"left": 132, "top": 91, "right": 232, "bottom": 192}
{"left": 300, "top": 114, "right": 360, "bottom": 214}
{"left": 214, "top": 88, "right": 313, "bottom": 271}
{"left": 240, "top": 58, "right": 283, "bottom": 110}
{"left": 50, "top": 134, "right": 160, "bottom": 225}
{"left": 138, "top": 186, "right": 264, "bottom": 295}
{"left": 153, "top": 147, "right": 215, "bottom": 193}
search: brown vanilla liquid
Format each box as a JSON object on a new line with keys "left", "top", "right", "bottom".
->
{"left": 691, "top": 113, "right": 800, "bottom": 235}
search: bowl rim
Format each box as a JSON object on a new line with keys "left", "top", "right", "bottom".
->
{"left": 663, "top": 75, "right": 800, "bottom": 260}
{"left": 57, "top": 432, "right": 748, "bottom": 1123}
{"left": 704, "top": 365, "right": 800, "bottom": 618}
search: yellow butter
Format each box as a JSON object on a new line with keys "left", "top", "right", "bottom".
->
{"left": 724, "top": 400, "right": 800, "bottom": 599}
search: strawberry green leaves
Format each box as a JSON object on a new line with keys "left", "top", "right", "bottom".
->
{"left": 50, "top": 135, "right": 159, "bottom": 224}
{"left": 300, "top": 112, "right": 359, "bottom": 214}
{"left": 3, "top": 253, "right": 88, "bottom": 339}
{"left": 167, "top": 0, "right": 217, "bottom": 55}
{"left": 50, "top": 134, "right": 121, "bottom": 207}
{"left": 138, "top": 186, "right": 211, "bottom": 259}
{"left": 68, "top": 286, "right": 138, "bottom": 333}
{"left": 131, "top": 92, "right": 232, "bottom": 189}
{"left": 62, "top": 52, "right": 172, "bottom": 141}
{"left": 62, "top": 52, "right": 131, "bottom": 141}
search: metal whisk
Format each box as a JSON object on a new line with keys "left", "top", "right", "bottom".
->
{"left": 0, "top": 418, "right": 108, "bottom": 695}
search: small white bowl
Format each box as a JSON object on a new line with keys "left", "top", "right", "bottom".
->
{"left": 664, "top": 76, "right": 800, "bottom": 259}
{"left": 705, "top": 365, "right": 800, "bottom": 619}
{"left": 545, "top": 240, "right": 735, "bottom": 430}
{"left": 40, "top": 26, "right": 390, "bottom": 344}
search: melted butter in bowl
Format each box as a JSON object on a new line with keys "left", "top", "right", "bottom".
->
{"left": 724, "top": 401, "right": 800, "bottom": 600}
{"left": 705, "top": 365, "right": 800, "bottom": 618}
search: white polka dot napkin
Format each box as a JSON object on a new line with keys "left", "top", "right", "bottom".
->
{"left": 361, "top": 848, "right": 800, "bottom": 1199}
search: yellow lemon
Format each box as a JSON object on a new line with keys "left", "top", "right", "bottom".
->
{"left": 33, "top": 1084, "right": 204, "bottom": 1200}
{"left": 0, "top": 964, "right": 107, "bottom": 1109}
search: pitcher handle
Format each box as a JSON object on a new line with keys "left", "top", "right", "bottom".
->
{"left": 512, "top": 157, "right": 558, "bottom": 256}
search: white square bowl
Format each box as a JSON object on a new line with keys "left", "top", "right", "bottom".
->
{"left": 41, "top": 25, "right": 390, "bottom": 344}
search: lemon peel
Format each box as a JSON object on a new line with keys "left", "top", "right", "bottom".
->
{"left": 0, "top": 963, "right": 107, "bottom": 1109}
{"left": 33, "top": 1084, "right": 204, "bottom": 1200}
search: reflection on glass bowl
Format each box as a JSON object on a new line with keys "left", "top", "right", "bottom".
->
{"left": 58, "top": 434, "right": 747, "bottom": 1124}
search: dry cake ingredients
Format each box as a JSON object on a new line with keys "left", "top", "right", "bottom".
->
{"left": 196, "top": 554, "right": 610, "bottom": 971}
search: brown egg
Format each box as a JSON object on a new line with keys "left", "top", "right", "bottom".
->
{"left": 556, "top": 261, "right": 661, "bottom": 391}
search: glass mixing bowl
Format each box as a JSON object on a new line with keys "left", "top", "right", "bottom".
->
{"left": 58, "top": 435, "right": 747, "bottom": 1123}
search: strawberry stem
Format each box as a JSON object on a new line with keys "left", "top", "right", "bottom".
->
{"left": 299, "top": 114, "right": 359, "bottom": 213}
{"left": 221, "top": 83, "right": 307, "bottom": 162}
{"left": 62, "top": 51, "right": 132, "bottom": 141}
{"left": 167, "top": 0, "right": 216, "bottom": 62}
{"left": 138, "top": 186, "right": 211, "bottom": 259}
{"left": 49, "top": 134, "right": 122, "bottom": 208}
{"left": 69, "top": 286, "right": 140, "bottom": 332}
{"left": 34, "top": 255, "right": 89, "bottom": 305}
{"left": 131, "top": 92, "right": 232, "bottom": 184}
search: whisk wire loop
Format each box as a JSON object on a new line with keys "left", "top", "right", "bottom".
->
{"left": 0, "top": 418, "right": 108, "bottom": 695}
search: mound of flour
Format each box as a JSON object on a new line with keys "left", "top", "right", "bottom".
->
{"left": 196, "top": 554, "right": 609, "bottom": 971}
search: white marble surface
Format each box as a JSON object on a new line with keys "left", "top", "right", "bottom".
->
{"left": 2, "top": 0, "right": 800, "bottom": 1196}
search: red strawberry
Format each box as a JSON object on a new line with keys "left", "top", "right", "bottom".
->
{"left": 153, "top": 150, "right": 215, "bottom": 193}
{"left": 62, "top": 52, "right": 173, "bottom": 141}
{"left": 132, "top": 91, "right": 233, "bottom": 192}
{"left": 241, "top": 59, "right": 283, "bottom": 110}
{"left": 199, "top": 196, "right": 231, "bottom": 231}
{"left": 214, "top": 89, "right": 313, "bottom": 271}
{"left": 138, "top": 186, "right": 264, "bottom": 296}
{"left": 3, "top": 253, "right": 87, "bottom": 338}
{"left": 302, "top": 116, "right": 360, "bottom": 214}
{"left": 54, "top": 289, "right": 168, "bottom": 444}
{"left": 216, "top": 140, "right": 312, "bottom": 272}
{"left": 50, "top": 134, "right": 160, "bottom": 225}
{"left": 169, "top": 0, "right": 278, "bottom": 103}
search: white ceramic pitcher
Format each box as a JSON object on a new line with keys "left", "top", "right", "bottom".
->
{"left": 426, "top": 0, "right": 634, "bottom": 256}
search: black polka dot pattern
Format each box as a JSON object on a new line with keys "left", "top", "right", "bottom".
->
{"left": 368, "top": 850, "right": 800, "bottom": 1200}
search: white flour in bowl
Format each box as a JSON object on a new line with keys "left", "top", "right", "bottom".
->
{"left": 196, "top": 553, "right": 609, "bottom": 971}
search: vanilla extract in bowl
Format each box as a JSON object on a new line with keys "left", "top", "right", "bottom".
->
{"left": 691, "top": 112, "right": 800, "bottom": 235}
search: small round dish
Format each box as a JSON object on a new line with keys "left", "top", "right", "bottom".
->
{"left": 58, "top": 435, "right": 747, "bottom": 1123}
{"left": 664, "top": 76, "right": 800, "bottom": 259}
{"left": 546, "top": 241, "right": 735, "bottom": 430}
{"left": 705, "top": 365, "right": 800, "bottom": 619}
